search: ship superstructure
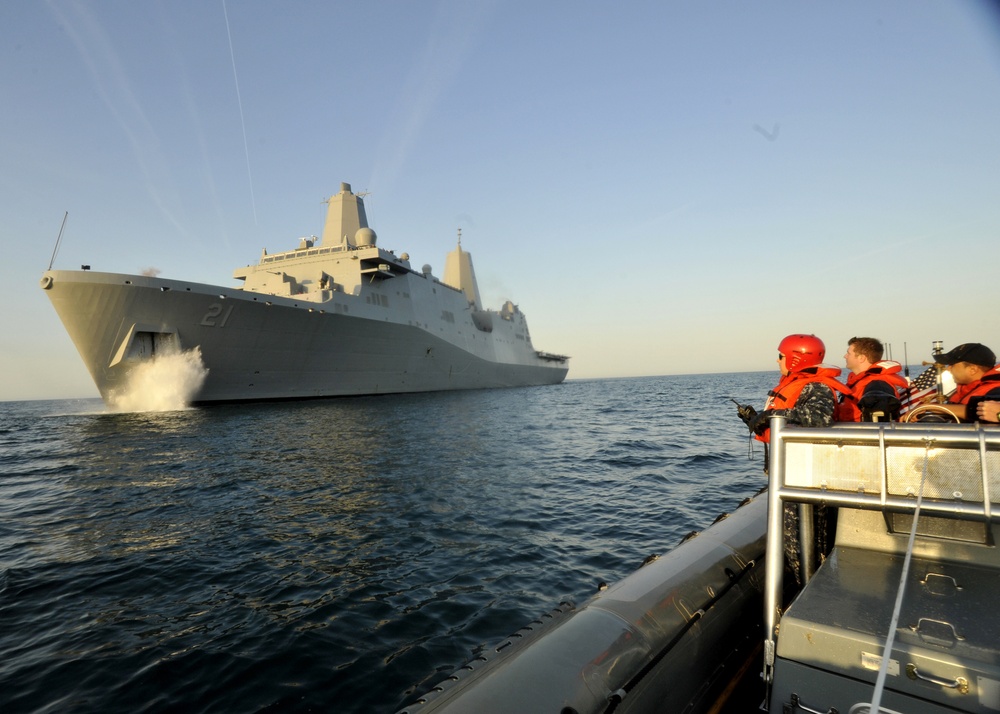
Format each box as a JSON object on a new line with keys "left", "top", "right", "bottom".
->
{"left": 41, "top": 182, "right": 568, "bottom": 404}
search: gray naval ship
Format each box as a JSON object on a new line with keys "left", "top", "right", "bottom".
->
{"left": 40, "top": 182, "right": 568, "bottom": 405}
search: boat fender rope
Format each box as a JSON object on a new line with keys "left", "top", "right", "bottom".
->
{"left": 867, "top": 440, "right": 930, "bottom": 714}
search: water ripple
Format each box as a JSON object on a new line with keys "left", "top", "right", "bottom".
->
{"left": 0, "top": 373, "right": 773, "bottom": 712}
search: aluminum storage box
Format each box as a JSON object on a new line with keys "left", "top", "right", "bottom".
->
{"left": 772, "top": 544, "right": 1000, "bottom": 713}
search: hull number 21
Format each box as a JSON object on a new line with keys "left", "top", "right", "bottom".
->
{"left": 201, "top": 303, "right": 234, "bottom": 327}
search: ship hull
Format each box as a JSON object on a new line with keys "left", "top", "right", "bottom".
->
{"left": 41, "top": 269, "right": 568, "bottom": 404}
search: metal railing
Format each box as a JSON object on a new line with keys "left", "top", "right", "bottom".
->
{"left": 761, "top": 417, "right": 1000, "bottom": 688}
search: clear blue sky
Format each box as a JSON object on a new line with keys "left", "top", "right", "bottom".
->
{"left": 3, "top": 1, "right": 999, "bottom": 400}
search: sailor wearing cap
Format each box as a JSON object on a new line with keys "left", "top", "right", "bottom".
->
{"left": 933, "top": 343, "right": 1000, "bottom": 423}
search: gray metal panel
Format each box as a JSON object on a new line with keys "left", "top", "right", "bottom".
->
{"left": 771, "top": 659, "right": 966, "bottom": 714}
{"left": 776, "top": 546, "right": 1000, "bottom": 712}
{"left": 835, "top": 509, "right": 1000, "bottom": 567}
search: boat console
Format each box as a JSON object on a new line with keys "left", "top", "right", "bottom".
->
{"left": 764, "top": 418, "right": 1000, "bottom": 714}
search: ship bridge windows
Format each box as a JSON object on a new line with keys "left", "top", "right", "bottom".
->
{"left": 259, "top": 245, "right": 343, "bottom": 266}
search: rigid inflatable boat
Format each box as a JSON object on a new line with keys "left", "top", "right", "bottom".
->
{"left": 400, "top": 418, "right": 1000, "bottom": 713}
{"left": 398, "top": 494, "right": 768, "bottom": 713}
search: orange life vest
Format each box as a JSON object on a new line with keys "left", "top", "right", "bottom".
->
{"left": 835, "top": 361, "right": 909, "bottom": 422}
{"left": 947, "top": 365, "right": 1000, "bottom": 405}
{"left": 757, "top": 365, "right": 850, "bottom": 442}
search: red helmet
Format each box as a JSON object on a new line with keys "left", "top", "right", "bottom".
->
{"left": 778, "top": 334, "right": 825, "bottom": 372}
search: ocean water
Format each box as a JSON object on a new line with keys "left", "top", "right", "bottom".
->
{"left": 0, "top": 372, "right": 773, "bottom": 713}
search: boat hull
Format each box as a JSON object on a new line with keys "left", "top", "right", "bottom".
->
{"left": 398, "top": 495, "right": 768, "bottom": 714}
{"left": 41, "top": 269, "right": 568, "bottom": 404}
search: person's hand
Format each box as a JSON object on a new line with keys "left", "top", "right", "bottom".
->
{"left": 735, "top": 403, "right": 758, "bottom": 430}
{"left": 976, "top": 400, "right": 1000, "bottom": 423}
{"left": 749, "top": 410, "right": 775, "bottom": 436}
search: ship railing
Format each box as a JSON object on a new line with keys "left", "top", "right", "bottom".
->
{"left": 760, "top": 416, "right": 1000, "bottom": 689}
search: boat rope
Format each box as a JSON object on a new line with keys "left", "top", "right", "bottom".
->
{"left": 47, "top": 211, "right": 68, "bottom": 271}
{"left": 867, "top": 438, "right": 931, "bottom": 714}
{"left": 602, "top": 553, "right": 763, "bottom": 714}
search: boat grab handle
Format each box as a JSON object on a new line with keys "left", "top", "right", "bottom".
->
{"left": 789, "top": 693, "right": 838, "bottom": 714}
{"left": 905, "top": 664, "right": 969, "bottom": 694}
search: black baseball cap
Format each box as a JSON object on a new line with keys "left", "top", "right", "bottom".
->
{"left": 933, "top": 343, "right": 996, "bottom": 368}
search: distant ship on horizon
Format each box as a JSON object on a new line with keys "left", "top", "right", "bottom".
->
{"left": 40, "top": 182, "right": 569, "bottom": 405}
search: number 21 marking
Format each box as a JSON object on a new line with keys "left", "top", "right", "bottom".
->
{"left": 201, "top": 303, "right": 234, "bottom": 327}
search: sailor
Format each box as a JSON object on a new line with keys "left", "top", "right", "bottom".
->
{"left": 740, "top": 334, "right": 849, "bottom": 442}
{"left": 834, "top": 336, "right": 908, "bottom": 422}
{"left": 930, "top": 343, "right": 1000, "bottom": 422}
{"left": 735, "top": 334, "right": 850, "bottom": 586}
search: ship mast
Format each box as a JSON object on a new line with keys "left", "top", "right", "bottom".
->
{"left": 443, "top": 227, "right": 482, "bottom": 310}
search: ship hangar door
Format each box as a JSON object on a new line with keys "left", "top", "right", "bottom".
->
{"left": 129, "top": 331, "right": 177, "bottom": 358}
{"left": 109, "top": 324, "right": 180, "bottom": 367}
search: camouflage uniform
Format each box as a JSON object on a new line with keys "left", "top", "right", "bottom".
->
{"left": 767, "top": 381, "right": 837, "bottom": 428}
{"left": 770, "top": 381, "right": 838, "bottom": 586}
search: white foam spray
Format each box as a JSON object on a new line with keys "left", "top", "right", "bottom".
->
{"left": 108, "top": 347, "right": 209, "bottom": 413}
